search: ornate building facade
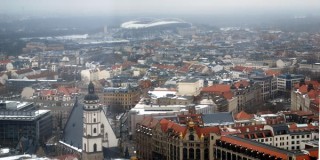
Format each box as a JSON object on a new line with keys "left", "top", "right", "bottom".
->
{"left": 136, "top": 109, "right": 222, "bottom": 160}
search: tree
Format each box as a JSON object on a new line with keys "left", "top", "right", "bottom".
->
{"left": 36, "top": 146, "right": 46, "bottom": 157}
{"left": 109, "top": 105, "right": 125, "bottom": 115}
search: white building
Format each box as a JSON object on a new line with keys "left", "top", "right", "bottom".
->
{"left": 177, "top": 78, "right": 203, "bottom": 96}
{"left": 128, "top": 98, "right": 215, "bottom": 136}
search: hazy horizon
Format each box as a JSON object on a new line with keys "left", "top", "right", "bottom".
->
{"left": 1, "top": 0, "right": 320, "bottom": 18}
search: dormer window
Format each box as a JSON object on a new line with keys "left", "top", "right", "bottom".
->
{"left": 189, "top": 134, "right": 194, "bottom": 141}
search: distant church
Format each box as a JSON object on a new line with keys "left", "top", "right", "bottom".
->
{"left": 61, "top": 81, "right": 118, "bottom": 159}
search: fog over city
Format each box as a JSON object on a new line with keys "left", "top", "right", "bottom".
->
{"left": 2, "top": 0, "right": 320, "bottom": 17}
{"left": 0, "top": 0, "right": 319, "bottom": 160}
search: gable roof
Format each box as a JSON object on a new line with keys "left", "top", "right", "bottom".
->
{"left": 62, "top": 98, "right": 83, "bottom": 149}
{"left": 201, "top": 84, "right": 230, "bottom": 94}
{"left": 234, "top": 80, "right": 250, "bottom": 88}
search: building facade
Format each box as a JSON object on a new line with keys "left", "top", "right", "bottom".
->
{"left": 0, "top": 108, "right": 52, "bottom": 150}
{"left": 103, "top": 85, "right": 140, "bottom": 110}
{"left": 177, "top": 79, "right": 203, "bottom": 96}
{"left": 277, "top": 74, "right": 304, "bottom": 98}
{"left": 136, "top": 113, "right": 221, "bottom": 160}
{"left": 251, "top": 75, "right": 277, "bottom": 101}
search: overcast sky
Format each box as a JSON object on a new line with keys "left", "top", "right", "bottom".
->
{"left": 1, "top": 0, "right": 320, "bottom": 17}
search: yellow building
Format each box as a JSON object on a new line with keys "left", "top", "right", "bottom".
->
{"left": 103, "top": 85, "right": 140, "bottom": 110}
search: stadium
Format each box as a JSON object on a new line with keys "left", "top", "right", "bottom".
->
{"left": 115, "top": 18, "right": 192, "bottom": 39}
{"left": 121, "top": 18, "right": 191, "bottom": 30}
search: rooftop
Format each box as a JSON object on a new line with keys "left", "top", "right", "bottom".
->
{"left": 202, "top": 112, "right": 234, "bottom": 126}
{"left": 0, "top": 110, "right": 50, "bottom": 121}
{"left": 219, "top": 135, "right": 307, "bottom": 159}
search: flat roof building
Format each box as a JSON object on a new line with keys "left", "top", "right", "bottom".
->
{"left": 0, "top": 108, "right": 52, "bottom": 153}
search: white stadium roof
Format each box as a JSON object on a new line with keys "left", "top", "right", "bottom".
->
{"left": 121, "top": 18, "right": 190, "bottom": 29}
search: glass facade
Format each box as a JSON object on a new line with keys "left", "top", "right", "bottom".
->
{"left": 0, "top": 112, "right": 52, "bottom": 148}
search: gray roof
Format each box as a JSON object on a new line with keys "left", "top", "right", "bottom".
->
{"left": 203, "top": 112, "right": 234, "bottom": 126}
{"left": 62, "top": 98, "right": 83, "bottom": 149}
{"left": 270, "top": 124, "right": 290, "bottom": 135}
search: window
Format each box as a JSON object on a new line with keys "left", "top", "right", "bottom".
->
{"left": 84, "top": 143, "right": 86, "bottom": 151}
{"left": 101, "top": 124, "right": 104, "bottom": 133}
{"left": 292, "top": 146, "right": 295, "bottom": 150}
{"left": 292, "top": 141, "right": 295, "bottom": 144}
{"left": 291, "top": 136, "right": 294, "bottom": 139}
{"left": 94, "top": 128, "right": 96, "bottom": 133}
{"left": 94, "top": 118, "right": 96, "bottom": 123}
{"left": 183, "top": 148, "right": 187, "bottom": 159}
{"left": 189, "top": 134, "right": 194, "bottom": 141}
{"left": 189, "top": 148, "right": 194, "bottom": 159}
{"left": 302, "top": 135, "right": 304, "bottom": 138}
{"left": 307, "top": 135, "right": 310, "bottom": 138}
{"left": 196, "top": 149, "right": 200, "bottom": 159}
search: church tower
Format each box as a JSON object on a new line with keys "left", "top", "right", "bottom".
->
{"left": 82, "top": 82, "right": 104, "bottom": 160}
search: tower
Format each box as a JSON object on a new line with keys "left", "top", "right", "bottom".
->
{"left": 82, "top": 81, "right": 104, "bottom": 160}
{"left": 104, "top": 25, "right": 108, "bottom": 34}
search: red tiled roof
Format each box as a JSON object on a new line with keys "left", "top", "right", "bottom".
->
{"left": 232, "top": 66, "right": 246, "bottom": 72}
{"left": 234, "top": 124, "right": 265, "bottom": 133}
{"left": 57, "top": 86, "right": 78, "bottom": 96}
{"left": 140, "top": 116, "right": 159, "bottom": 128}
{"left": 220, "top": 136, "right": 289, "bottom": 159}
{"left": 111, "top": 64, "right": 122, "bottom": 70}
{"left": 178, "top": 62, "right": 192, "bottom": 73}
{"left": 0, "top": 60, "right": 11, "bottom": 64}
{"left": 15, "top": 68, "right": 33, "bottom": 74}
{"left": 152, "top": 64, "right": 177, "bottom": 71}
{"left": 282, "top": 110, "right": 314, "bottom": 116}
{"left": 231, "top": 66, "right": 253, "bottom": 73}
{"left": 288, "top": 123, "right": 318, "bottom": 132}
{"left": 308, "top": 90, "right": 319, "bottom": 99}
{"left": 26, "top": 71, "right": 57, "bottom": 79}
{"left": 201, "top": 84, "right": 230, "bottom": 94}
{"left": 195, "top": 126, "right": 220, "bottom": 137}
{"left": 234, "top": 80, "right": 250, "bottom": 88}
{"left": 235, "top": 111, "right": 254, "bottom": 120}
{"left": 222, "top": 91, "right": 234, "bottom": 100}
{"left": 40, "top": 89, "right": 56, "bottom": 96}
{"left": 265, "top": 69, "right": 281, "bottom": 77}
{"left": 166, "top": 121, "right": 187, "bottom": 136}
{"left": 306, "top": 148, "right": 319, "bottom": 159}
{"left": 159, "top": 118, "right": 221, "bottom": 138}
{"left": 295, "top": 81, "right": 320, "bottom": 93}
{"left": 298, "top": 85, "right": 308, "bottom": 94}
{"left": 122, "top": 61, "right": 136, "bottom": 69}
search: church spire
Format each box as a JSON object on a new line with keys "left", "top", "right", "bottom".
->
{"left": 88, "top": 81, "right": 95, "bottom": 94}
